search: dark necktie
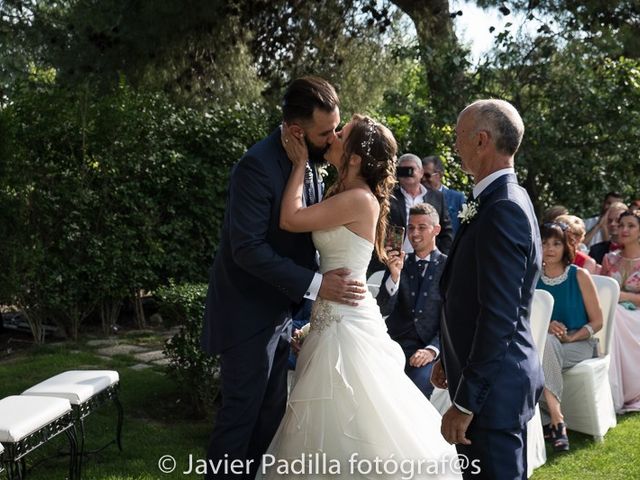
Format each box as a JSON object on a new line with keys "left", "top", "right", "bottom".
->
{"left": 416, "top": 259, "right": 428, "bottom": 289}
{"left": 416, "top": 259, "right": 428, "bottom": 274}
{"left": 304, "top": 163, "right": 316, "bottom": 205}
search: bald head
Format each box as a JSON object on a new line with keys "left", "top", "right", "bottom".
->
{"left": 460, "top": 99, "right": 524, "bottom": 157}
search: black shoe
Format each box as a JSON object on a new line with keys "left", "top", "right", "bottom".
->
{"left": 551, "top": 422, "right": 570, "bottom": 452}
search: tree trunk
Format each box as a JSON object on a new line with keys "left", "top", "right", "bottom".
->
{"left": 22, "top": 307, "right": 46, "bottom": 344}
{"left": 392, "top": 0, "right": 468, "bottom": 120}
{"left": 101, "top": 298, "right": 122, "bottom": 336}
{"left": 132, "top": 289, "right": 146, "bottom": 329}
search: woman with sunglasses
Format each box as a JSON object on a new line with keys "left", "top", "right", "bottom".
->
{"left": 536, "top": 222, "right": 603, "bottom": 452}
{"left": 601, "top": 210, "right": 640, "bottom": 413}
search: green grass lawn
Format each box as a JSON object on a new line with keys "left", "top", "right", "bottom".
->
{"left": 531, "top": 412, "right": 640, "bottom": 480}
{"left": 1, "top": 331, "right": 638, "bottom": 479}
{"left": 0, "top": 331, "right": 211, "bottom": 479}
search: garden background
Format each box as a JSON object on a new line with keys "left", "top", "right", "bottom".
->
{"left": 0, "top": 1, "right": 639, "bottom": 478}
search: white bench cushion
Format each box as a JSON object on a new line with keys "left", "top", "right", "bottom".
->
{"left": 22, "top": 370, "right": 119, "bottom": 405}
{"left": 0, "top": 395, "right": 71, "bottom": 442}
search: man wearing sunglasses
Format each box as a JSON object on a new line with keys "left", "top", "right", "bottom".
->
{"left": 422, "top": 155, "right": 466, "bottom": 235}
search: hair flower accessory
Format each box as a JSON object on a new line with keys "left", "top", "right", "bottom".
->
{"left": 360, "top": 119, "right": 376, "bottom": 158}
{"left": 458, "top": 200, "right": 479, "bottom": 224}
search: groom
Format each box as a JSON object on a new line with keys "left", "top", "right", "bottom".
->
{"left": 433, "top": 99, "right": 544, "bottom": 479}
{"left": 201, "top": 76, "right": 365, "bottom": 479}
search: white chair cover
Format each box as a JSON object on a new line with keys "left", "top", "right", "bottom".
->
{"left": 526, "top": 289, "right": 554, "bottom": 477}
{"left": 366, "top": 270, "right": 385, "bottom": 298}
{"left": 561, "top": 274, "right": 619, "bottom": 440}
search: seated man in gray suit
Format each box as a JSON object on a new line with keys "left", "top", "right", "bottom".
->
{"left": 377, "top": 203, "right": 446, "bottom": 398}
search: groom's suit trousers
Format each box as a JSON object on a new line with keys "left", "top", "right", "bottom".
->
{"left": 456, "top": 425, "right": 527, "bottom": 480}
{"left": 206, "top": 318, "right": 291, "bottom": 480}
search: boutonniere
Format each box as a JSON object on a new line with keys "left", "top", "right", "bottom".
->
{"left": 458, "top": 200, "right": 479, "bottom": 224}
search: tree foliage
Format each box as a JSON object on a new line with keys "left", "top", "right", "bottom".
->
{"left": 0, "top": 78, "right": 269, "bottom": 340}
{"left": 473, "top": 28, "right": 640, "bottom": 217}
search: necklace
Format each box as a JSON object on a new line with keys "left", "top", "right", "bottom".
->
{"left": 541, "top": 265, "right": 569, "bottom": 286}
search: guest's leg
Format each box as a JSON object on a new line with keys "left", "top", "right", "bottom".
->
{"left": 406, "top": 362, "right": 435, "bottom": 398}
{"left": 206, "top": 325, "right": 283, "bottom": 480}
{"left": 456, "top": 426, "right": 526, "bottom": 480}
{"left": 540, "top": 334, "right": 563, "bottom": 425}
{"left": 543, "top": 388, "right": 563, "bottom": 426}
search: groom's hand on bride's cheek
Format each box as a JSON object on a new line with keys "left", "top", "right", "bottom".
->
{"left": 319, "top": 268, "right": 367, "bottom": 306}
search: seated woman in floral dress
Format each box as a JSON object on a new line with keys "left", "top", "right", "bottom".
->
{"left": 536, "top": 222, "right": 603, "bottom": 451}
{"left": 601, "top": 210, "right": 640, "bottom": 413}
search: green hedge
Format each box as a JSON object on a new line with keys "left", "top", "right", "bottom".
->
{"left": 158, "top": 282, "right": 218, "bottom": 417}
{"left": 0, "top": 80, "right": 270, "bottom": 340}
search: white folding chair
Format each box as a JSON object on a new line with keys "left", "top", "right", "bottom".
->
{"left": 526, "top": 289, "right": 554, "bottom": 477}
{"left": 561, "top": 274, "right": 619, "bottom": 441}
{"left": 366, "top": 270, "right": 385, "bottom": 298}
{"left": 429, "top": 387, "right": 451, "bottom": 416}
{"left": 430, "top": 289, "right": 554, "bottom": 478}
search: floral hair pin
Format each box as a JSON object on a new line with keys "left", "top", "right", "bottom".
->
{"left": 360, "top": 119, "right": 376, "bottom": 159}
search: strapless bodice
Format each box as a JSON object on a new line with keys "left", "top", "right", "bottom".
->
{"left": 312, "top": 226, "right": 374, "bottom": 281}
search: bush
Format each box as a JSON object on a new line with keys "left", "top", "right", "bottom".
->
{"left": 0, "top": 79, "right": 270, "bottom": 341}
{"left": 158, "top": 282, "right": 218, "bottom": 417}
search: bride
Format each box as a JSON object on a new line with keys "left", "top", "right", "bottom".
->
{"left": 258, "top": 114, "right": 462, "bottom": 479}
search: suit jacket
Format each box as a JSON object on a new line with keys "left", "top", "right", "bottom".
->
{"left": 201, "top": 128, "right": 317, "bottom": 354}
{"left": 377, "top": 250, "right": 446, "bottom": 353}
{"left": 389, "top": 186, "right": 453, "bottom": 254}
{"left": 441, "top": 186, "right": 466, "bottom": 235}
{"left": 589, "top": 240, "right": 612, "bottom": 265}
{"left": 440, "top": 173, "right": 544, "bottom": 430}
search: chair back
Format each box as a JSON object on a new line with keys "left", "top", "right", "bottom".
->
{"left": 591, "top": 275, "right": 620, "bottom": 356}
{"left": 530, "top": 289, "right": 554, "bottom": 363}
{"left": 367, "top": 270, "right": 385, "bottom": 298}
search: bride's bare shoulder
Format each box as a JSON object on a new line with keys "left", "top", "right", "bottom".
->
{"left": 335, "top": 187, "right": 377, "bottom": 207}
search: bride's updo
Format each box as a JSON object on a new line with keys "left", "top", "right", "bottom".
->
{"left": 327, "top": 114, "right": 398, "bottom": 262}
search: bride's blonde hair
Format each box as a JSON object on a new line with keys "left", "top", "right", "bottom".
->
{"left": 324, "top": 114, "right": 398, "bottom": 262}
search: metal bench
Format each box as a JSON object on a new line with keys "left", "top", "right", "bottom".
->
{"left": 0, "top": 395, "right": 77, "bottom": 479}
{"left": 22, "top": 370, "right": 123, "bottom": 477}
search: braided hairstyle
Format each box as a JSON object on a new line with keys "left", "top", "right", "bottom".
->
{"left": 325, "top": 114, "right": 398, "bottom": 262}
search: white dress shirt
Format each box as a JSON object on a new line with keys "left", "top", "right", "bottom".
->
{"left": 399, "top": 184, "right": 430, "bottom": 253}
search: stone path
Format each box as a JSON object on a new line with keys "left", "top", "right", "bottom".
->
{"left": 87, "top": 339, "right": 170, "bottom": 370}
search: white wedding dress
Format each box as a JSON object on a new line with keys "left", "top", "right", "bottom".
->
{"left": 260, "top": 226, "right": 461, "bottom": 479}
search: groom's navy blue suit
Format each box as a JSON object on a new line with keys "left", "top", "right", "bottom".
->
{"left": 440, "top": 173, "right": 544, "bottom": 479}
{"left": 201, "top": 128, "right": 318, "bottom": 479}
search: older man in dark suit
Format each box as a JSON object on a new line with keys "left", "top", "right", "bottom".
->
{"left": 390, "top": 154, "right": 453, "bottom": 255}
{"left": 377, "top": 203, "right": 446, "bottom": 399}
{"left": 433, "top": 99, "right": 544, "bottom": 479}
{"left": 200, "top": 77, "right": 365, "bottom": 480}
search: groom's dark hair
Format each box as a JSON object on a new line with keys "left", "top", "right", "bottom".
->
{"left": 282, "top": 76, "right": 339, "bottom": 123}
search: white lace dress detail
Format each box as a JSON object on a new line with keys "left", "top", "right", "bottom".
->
{"left": 310, "top": 299, "right": 342, "bottom": 334}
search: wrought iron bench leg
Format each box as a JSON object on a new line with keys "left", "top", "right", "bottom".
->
{"left": 114, "top": 395, "right": 124, "bottom": 452}
{"left": 64, "top": 424, "right": 78, "bottom": 480}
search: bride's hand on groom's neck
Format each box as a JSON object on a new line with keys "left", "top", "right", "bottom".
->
{"left": 319, "top": 267, "right": 366, "bottom": 306}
